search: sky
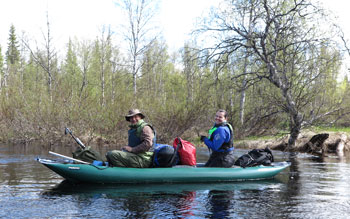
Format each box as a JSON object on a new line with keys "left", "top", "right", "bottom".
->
{"left": 0, "top": 0, "right": 350, "bottom": 61}
{"left": 0, "top": 0, "right": 216, "bottom": 56}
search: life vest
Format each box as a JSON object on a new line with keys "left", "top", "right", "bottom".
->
{"left": 128, "top": 120, "right": 156, "bottom": 147}
{"left": 208, "top": 122, "right": 234, "bottom": 152}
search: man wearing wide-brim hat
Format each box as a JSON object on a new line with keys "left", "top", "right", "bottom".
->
{"left": 106, "top": 109, "right": 156, "bottom": 168}
{"left": 124, "top": 109, "right": 145, "bottom": 121}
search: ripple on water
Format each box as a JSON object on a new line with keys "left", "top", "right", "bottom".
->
{"left": 1, "top": 145, "right": 350, "bottom": 218}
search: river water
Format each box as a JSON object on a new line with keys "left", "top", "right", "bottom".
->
{"left": 1, "top": 143, "right": 350, "bottom": 218}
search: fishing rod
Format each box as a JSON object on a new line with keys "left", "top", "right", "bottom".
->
{"left": 64, "top": 127, "right": 86, "bottom": 149}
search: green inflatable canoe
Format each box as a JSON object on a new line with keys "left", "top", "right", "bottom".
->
{"left": 37, "top": 158, "right": 290, "bottom": 184}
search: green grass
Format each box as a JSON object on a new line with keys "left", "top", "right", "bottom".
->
{"left": 194, "top": 126, "right": 350, "bottom": 147}
{"left": 241, "top": 135, "right": 278, "bottom": 141}
{"left": 237, "top": 126, "right": 350, "bottom": 142}
{"left": 237, "top": 132, "right": 289, "bottom": 141}
{"left": 312, "top": 126, "right": 350, "bottom": 133}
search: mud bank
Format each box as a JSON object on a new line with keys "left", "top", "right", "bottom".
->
{"left": 236, "top": 132, "right": 350, "bottom": 158}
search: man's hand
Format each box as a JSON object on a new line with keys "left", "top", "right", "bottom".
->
{"left": 200, "top": 135, "right": 206, "bottom": 142}
{"left": 122, "top": 146, "right": 133, "bottom": 152}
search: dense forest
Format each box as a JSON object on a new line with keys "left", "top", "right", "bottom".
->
{"left": 1, "top": 0, "right": 350, "bottom": 148}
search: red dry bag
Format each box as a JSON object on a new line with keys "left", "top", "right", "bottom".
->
{"left": 173, "top": 137, "right": 196, "bottom": 166}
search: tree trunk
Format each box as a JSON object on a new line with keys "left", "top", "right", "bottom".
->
{"left": 46, "top": 13, "right": 53, "bottom": 102}
{"left": 133, "top": 70, "right": 137, "bottom": 97}
{"left": 239, "top": 2, "right": 253, "bottom": 126}
{"left": 268, "top": 62, "right": 303, "bottom": 149}
{"left": 132, "top": 54, "right": 137, "bottom": 97}
{"left": 287, "top": 108, "right": 303, "bottom": 149}
{"left": 239, "top": 74, "right": 247, "bottom": 126}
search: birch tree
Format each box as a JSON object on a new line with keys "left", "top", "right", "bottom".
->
{"left": 22, "top": 12, "right": 57, "bottom": 101}
{"left": 196, "top": 0, "right": 342, "bottom": 148}
{"left": 77, "top": 40, "right": 92, "bottom": 99}
{"left": 118, "top": 0, "right": 158, "bottom": 97}
{"left": 0, "top": 46, "right": 4, "bottom": 89}
{"left": 183, "top": 44, "right": 199, "bottom": 103}
{"left": 98, "top": 27, "right": 113, "bottom": 107}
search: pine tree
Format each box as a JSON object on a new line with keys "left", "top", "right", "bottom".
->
{"left": 63, "top": 38, "right": 80, "bottom": 98}
{"left": 6, "top": 24, "right": 20, "bottom": 65}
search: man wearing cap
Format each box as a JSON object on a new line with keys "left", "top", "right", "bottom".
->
{"left": 106, "top": 109, "right": 156, "bottom": 168}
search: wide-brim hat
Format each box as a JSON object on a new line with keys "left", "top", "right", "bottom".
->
{"left": 125, "top": 109, "right": 145, "bottom": 121}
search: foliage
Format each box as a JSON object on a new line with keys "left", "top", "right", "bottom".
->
{"left": 313, "top": 126, "right": 350, "bottom": 133}
{"left": 194, "top": 0, "right": 346, "bottom": 147}
{"left": 6, "top": 24, "right": 20, "bottom": 65}
{"left": 0, "top": 1, "right": 349, "bottom": 147}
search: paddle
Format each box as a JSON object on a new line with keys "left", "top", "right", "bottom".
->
{"left": 65, "top": 127, "right": 86, "bottom": 149}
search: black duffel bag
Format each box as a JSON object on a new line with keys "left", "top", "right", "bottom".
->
{"left": 152, "top": 144, "right": 179, "bottom": 167}
{"left": 234, "top": 147, "right": 274, "bottom": 168}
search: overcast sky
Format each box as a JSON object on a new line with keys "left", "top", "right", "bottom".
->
{"left": 0, "top": 0, "right": 349, "bottom": 59}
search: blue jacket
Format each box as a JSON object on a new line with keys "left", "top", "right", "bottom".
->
{"left": 204, "top": 125, "right": 234, "bottom": 152}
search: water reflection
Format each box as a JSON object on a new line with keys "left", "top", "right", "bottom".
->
{"left": 286, "top": 156, "right": 300, "bottom": 195}
{"left": 43, "top": 179, "right": 283, "bottom": 196}
{"left": 2, "top": 143, "right": 350, "bottom": 218}
{"left": 41, "top": 179, "right": 284, "bottom": 218}
{"left": 206, "top": 190, "right": 233, "bottom": 218}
